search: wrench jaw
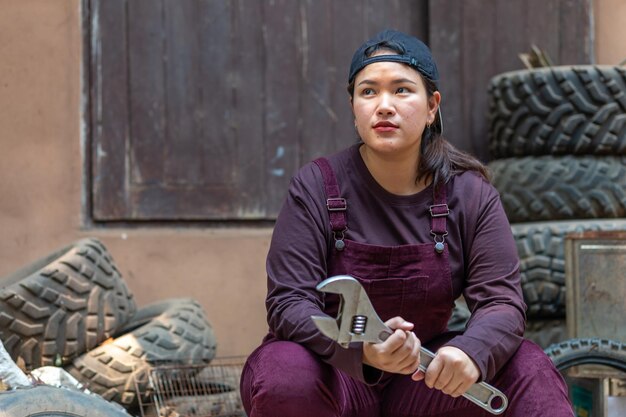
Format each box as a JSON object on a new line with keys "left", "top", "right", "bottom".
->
{"left": 313, "top": 275, "right": 391, "bottom": 348}
{"left": 313, "top": 275, "right": 361, "bottom": 348}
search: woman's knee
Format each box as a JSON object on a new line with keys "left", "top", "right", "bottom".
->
{"left": 500, "top": 340, "right": 560, "bottom": 380}
{"left": 493, "top": 340, "right": 573, "bottom": 416}
{"left": 241, "top": 341, "right": 338, "bottom": 416}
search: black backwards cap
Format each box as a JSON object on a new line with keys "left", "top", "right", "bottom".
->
{"left": 348, "top": 29, "right": 443, "bottom": 134}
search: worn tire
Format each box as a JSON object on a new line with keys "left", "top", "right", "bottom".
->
{"left": 0, "top": 238, "right": 136, "bottom": 370}
{"left": 0, "top": 385, "right": 130, "bottom": 417}
{"left": 488, "top": 66, "right": 626, "bottom": 158}
{"left": 490, "top": 156, "right": 626, "bottom": 223}
{"left": 512, "top": 219, "right": 626, "bottom": 318}
{"left": 66, "top": 298, "right": 217, "bottom": 409}
{"left": 545, "top": 338, "right": 626, "bottom": 373}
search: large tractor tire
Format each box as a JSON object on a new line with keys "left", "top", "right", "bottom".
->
{"left": 512, "top": 219, "right": 626, "bottom": 318}
{"left": 489, "top": 156, "right": 626, "bottom": 223}
{"left": 66, "top": 298, "right": 217, "bottom": 410}
{"left": 0, "top": 385, "right": 131, "bottom": 417}
{"left": 488, "top": 66, "right": 626, "bottom": 158}
{"left": 0, "top": 238, "right": 136, "bottom": 370}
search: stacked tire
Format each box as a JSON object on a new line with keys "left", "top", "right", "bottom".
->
{"left": 486, "top": 65, "right": 626, "bottom": 347}
{"left": 0, "top": 238, "right": 217, "bottom": 414}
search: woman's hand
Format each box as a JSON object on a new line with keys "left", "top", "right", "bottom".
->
{"left": 362, "top": 317, "right": 421, "bottom": 374}
{"left": 412, "top": 346, "right": 480, "bottom": 397}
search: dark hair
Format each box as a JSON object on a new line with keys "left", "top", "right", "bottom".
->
{"left": 347, "top": 44, "right": 490, "bottom": 191}
{"left": 416, "top": 77, "right": 490, "bottom": 190}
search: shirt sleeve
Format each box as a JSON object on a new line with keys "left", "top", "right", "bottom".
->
{"left": 265, "top": 165, "right": 377, "bottom": 384}
{"left": 444, "top": 178, "right": 527, "bottom": 382}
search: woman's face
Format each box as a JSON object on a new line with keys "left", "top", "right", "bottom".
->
{"left": 351, "top": 59, "right": 440, "bottom": 157}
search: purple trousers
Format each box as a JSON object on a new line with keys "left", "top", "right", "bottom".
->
{"left": 240, "top": 336, "right": 574, "bottom": 417}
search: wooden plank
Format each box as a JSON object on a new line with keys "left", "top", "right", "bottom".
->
{"left": 231, "top": 0, "right": 267, "bottom": 219}
{"left": 495, "top": 0, "right": 527, "bottom": 73}
{"left": 404, "top": 0, "right": 428, "bottom": 41}
{"left": 331, "top": 0, "right": 366, "bottom": 151}
{"left": 91, "top": 0, "right": 130, "bottom": 220}
{"left": 559, "top": 0, "right": 593, "bottom": 64}
{"left": 131, "top": 184, "right": 237, "bottom": 220}
{"left": 163, "top": 0, "right": 201, "bottom": 185}
{"left": 364, "top": 0, "right": 393, "bottom": 35}
{"left": 299, "top": 0, "right": 337, "bottom": 163}
{"left": 127, "top": 0, "right": 165, "bottom": 187}
{"left": 526, "top": 0, "right": 560, "bottom": 66}
{"left": 196, "top": 0, "right": 235, "bottom": 187}
{"left": 365, "top": 0, "right": 427, "bottom": 44}
{"left": 429, "top": 0, "right": 466, "bottom": 153}
{"left": 462, "top": 0, "right": 496, "bottom": 161}
{"left": 262, "top": 0, "right": 301, "bottom": 216}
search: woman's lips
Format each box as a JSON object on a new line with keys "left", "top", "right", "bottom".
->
{"left": 373, "top": 121, "right": 398, "bottom": 132}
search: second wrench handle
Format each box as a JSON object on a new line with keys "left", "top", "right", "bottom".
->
{"left": 378, "top": 331, "right": 508, "bottom": 415}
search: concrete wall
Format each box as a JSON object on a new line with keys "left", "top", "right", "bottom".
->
{"left": 0, "top": 0, "right": 625, "bottom": 359}
{"left": 594, "top": 0, "right": 626, "bottom": 65}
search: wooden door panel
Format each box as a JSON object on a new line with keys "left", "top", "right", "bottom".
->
{"left": 90, "top": 0, "right": 427, "bottom": 221}
{"left": 91, "top": 0, "right": 130, "bottom": 220}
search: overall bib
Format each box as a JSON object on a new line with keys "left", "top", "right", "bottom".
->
{"left": 241, "top": 158, "right": 574, "bottom": 417}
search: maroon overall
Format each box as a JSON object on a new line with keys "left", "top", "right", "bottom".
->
{"left": 241, "top": 158, "right": 573, "bottom": 417}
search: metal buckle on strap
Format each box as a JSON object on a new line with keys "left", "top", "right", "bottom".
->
{"left": 429, "top": 203, "right": 449, "bottom": 217}
{"left": 327, "top": 198, "right": 347, "bottom": 212}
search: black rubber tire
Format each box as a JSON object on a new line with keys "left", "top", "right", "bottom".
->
{"left": 512, "top": 219, "right": 626, "bottom": 318}
{"left": 0, "top": 385, "right": 130, "bottom": 416}
{"left": 489, "top": 156, "right": 626, "bottom": 223}
{"left": 545, "top": 338, "right": 626, "bottom": 373}
{"left": 488, "top": 66, "right": 626, "bottom": 158}
{"left": 0, "top": 238, "right": 136, "bottom": 370}
{"left": 66, "top": 298, "right": 217, "bottom": 410}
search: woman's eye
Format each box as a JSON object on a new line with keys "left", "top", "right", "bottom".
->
{"left": 396, "top": 87, "right": 409, "bottom": 94}
{"left": 362, "top": 88, "right": 375, "bottom": 95}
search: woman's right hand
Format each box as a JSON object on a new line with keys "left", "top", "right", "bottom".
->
{"left": 362, "top": 316, "right": 421, "bottom": 374}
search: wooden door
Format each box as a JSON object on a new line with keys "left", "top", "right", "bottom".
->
{"left": 89, "top": 0, "right": 427, "bottom": 222}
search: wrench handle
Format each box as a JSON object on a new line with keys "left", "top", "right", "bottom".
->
{"left": 378, "top": 332, "right": 508, "bottom": 415}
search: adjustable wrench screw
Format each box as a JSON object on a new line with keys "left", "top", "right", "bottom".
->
{"left": 351, "top": 315, "right": 368, "bottom": 335}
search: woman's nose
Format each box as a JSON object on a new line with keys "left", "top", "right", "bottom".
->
{"left": 377, "top": 93, "right": 395, "bottom": 115}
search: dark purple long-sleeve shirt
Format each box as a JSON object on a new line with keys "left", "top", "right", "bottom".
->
{"left": 265, "top": 144, "right": 526, "bottom": 383}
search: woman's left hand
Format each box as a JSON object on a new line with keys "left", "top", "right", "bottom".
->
{"left": 411, "top": 346, "right": 480, "bottom": 397}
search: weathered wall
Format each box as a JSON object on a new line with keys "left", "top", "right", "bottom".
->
{"left": 0, "top": 0, "right": 270, "bottom": 358}
{"left": 0, "top": 0, "right": 624, "bottom": 360}
{"left": 594, "top": 0, "right": 626, "bottom": 65}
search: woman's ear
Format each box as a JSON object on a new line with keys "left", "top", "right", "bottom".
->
{"left": 429, "top": 91, "right": 441, "bottom": 119}
{"left": 348, "top": 93, "right": 355, "bottom": 116}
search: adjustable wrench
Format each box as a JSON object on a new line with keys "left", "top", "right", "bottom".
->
{"left": 311, "top": 275, "right": 508, "bottom": 415}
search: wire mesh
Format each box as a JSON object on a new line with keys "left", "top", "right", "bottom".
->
{"left": 135, "top": 357, "right": 247, "bottom": 417}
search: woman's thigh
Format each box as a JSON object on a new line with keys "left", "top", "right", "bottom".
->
{"left": 240, "top": 340, "right": 381, "bottom": 417}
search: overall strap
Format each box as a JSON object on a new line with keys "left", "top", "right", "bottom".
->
{"left": 429, "top": 184, "right": 449, "bottom": 254}
{"left": 313, "top": 158, "right": 348, "bottom": 251}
